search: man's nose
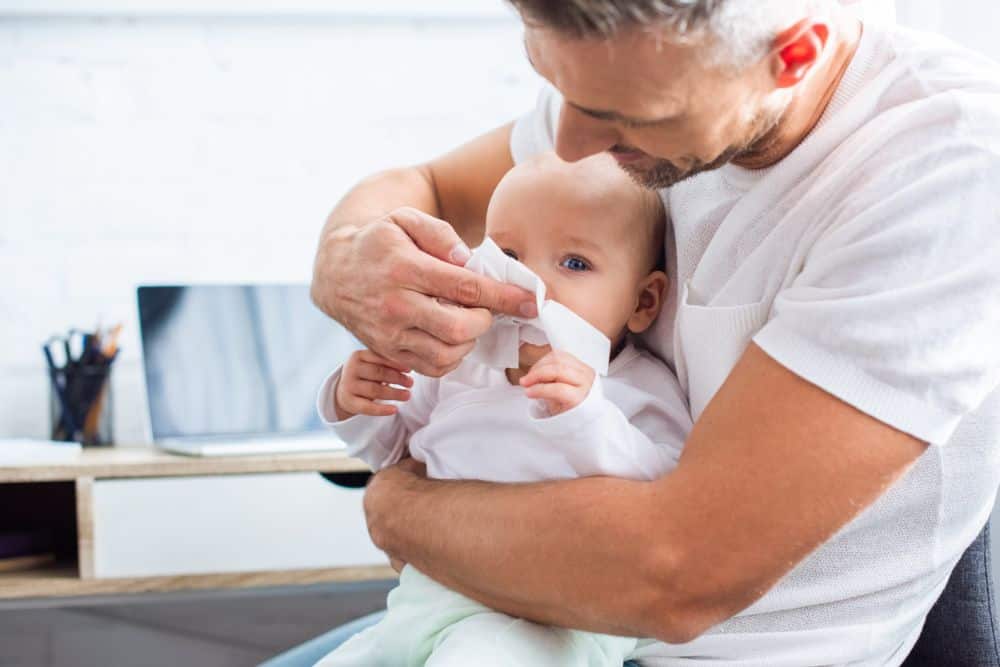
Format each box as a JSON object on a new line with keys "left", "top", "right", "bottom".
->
{"left": 554, "top": 106, "right": 619, "bottom": 163}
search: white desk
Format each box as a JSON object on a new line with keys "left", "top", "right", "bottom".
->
{"left": 0, "top": 448, "right": 395, "bottom": 600}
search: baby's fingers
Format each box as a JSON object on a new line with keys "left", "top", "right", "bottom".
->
{"left": 358, "top": 349, "right": 412, "bottom": 373}
{"left": 337, "top": 391, "right": 398, "bottom": 418}
{"left": 353, "top": 380, "right": 412, "bottom": 403}
{"left": 520, "top": 356, "right": 591, "bottom": 388}
{"left": 354, "top": 398, "right": 399, "bottom": 417}
{"left": 356, "top": 361, "right": 414, "bottom": 388}
{"left": 524, "top": 381, "right": 582, "bottom": 415}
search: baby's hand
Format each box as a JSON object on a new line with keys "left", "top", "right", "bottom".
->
{"left": 334, "top": 350, "right": 414, "bottom": 421}
{"left": 519, "top": 349, "right": 596, "bottom": 416}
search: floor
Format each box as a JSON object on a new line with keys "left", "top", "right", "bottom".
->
{"left": 0, "top": 579, "right": 396, "bottom": 667}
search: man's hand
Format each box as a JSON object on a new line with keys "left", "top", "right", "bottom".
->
{"left": 334, "top": 350, "right": 415, "bottom": 421}
{"left": 519, "top": 349, "right": 596, "bottom": 415}
{"left": 364, "top": 456, "right": 428, "bottom": 572}
{"left": 312, "top": 207, "right": 536, "bottom": 377}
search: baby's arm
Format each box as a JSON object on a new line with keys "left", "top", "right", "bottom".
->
{"left": 318, "top": 349, "right": 437, "bottom": 470}
{"left": 520, "top": 349, "right": 690, "bottom": 481}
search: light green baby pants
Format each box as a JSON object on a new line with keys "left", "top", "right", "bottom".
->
{"left": 314, "top": 565, "right": 637, "bottom": 666}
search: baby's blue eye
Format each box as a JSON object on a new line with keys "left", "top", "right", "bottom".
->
{"left": 561, "top": 256, "right": 591, "bottom": 272}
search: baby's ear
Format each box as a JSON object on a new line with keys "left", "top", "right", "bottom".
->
{"left": 627, "top": 270, "right": 669, "bottom": 334}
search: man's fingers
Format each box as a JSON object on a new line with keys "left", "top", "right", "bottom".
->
{"left": 414, "top": 298, "right": 494, "bottom": 346}
{"left": 413, "top": 256, "right": 537, "bottom": 318}
{"left": 395, "top": 456, "right": 428, "bottom": 478}
{"left": 394, "top": 350, "right": 464, "bottom": 379}
{"left": 395, "top": 328, "right": 475, "bottom": 377}
{"left": 391, "top": 207, "right": 472, "bottom": 266}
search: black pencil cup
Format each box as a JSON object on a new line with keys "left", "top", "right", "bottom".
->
{"left": 48, "top": 364, "right": 114, "bottom": 447}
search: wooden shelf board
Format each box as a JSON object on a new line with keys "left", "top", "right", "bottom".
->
{"left": 0, "top": 562, "right": 397, "bottom": 600}
{"left": 0, "top": 447, "right": 371, "bottom": 483}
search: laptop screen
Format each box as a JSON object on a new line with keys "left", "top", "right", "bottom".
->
{"left": 137, "top": 285, "right": 363, "bottom": 440}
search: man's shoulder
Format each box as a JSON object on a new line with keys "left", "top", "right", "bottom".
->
{"left": 809, "top": 27, "right": 1000, "bottom": 210}
{"left": 877, "top": 26, "right": 1000, "bottom": 141}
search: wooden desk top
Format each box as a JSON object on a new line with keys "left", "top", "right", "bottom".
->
{"left": 0, "top": 562, "right": 397, "bottom": 601}
{"left": 0, "top": 447, "right": 371, "bottom": 483}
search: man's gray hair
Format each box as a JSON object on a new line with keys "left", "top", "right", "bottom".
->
{"left": 508, "top": 0, "right": 826, "bottom": 68}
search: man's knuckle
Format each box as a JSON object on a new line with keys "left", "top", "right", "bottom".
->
{"left": 427, "top": 347, "right": 448, "bottom": 369}
{"left": 362, "top": 219, "right": 395, "bottom": 245}
{"left": 443, "top": 318, "right": 470, "bottom": 344}
{"left": 391, "top": 205, "right": 419, "bottom": 219}
{"left": 453, "top": 277, "right": 482, "bottom": 304}
{"left": 380, "top": 293, "right": 408, "bottom": 323}
{"left": 386, "top": 261, "right": 411, "bottom": 289}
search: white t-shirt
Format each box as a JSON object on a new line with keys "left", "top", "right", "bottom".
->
{"left": 318, "top": 340, "right": 691, "bottom": 483}
{"left": 511, "top": 20, "right": 1000, "bottom": 667}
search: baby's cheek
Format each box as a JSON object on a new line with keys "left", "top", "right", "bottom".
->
{"left": 549, "top": 279, "right": 626, "bottom": 338}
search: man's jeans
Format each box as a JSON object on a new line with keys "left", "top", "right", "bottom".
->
{"left": 260, "top": 611, "right": 642, "bottom": 666}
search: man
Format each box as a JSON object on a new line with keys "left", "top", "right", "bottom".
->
{"left": 310, "top": 0, "right": 1000, "bottom": 663}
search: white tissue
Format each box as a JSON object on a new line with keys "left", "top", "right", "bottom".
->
{"left": 464, "top": 237, "right": 611, "bottom": 375}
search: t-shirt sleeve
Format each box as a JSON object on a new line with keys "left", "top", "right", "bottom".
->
{"left": 753, "top": 138, "right": 1000, "bottom": 446}
{"left": 510, "top": 84, "right": 562, "bottom": 164}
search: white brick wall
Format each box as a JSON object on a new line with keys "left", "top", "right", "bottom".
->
{"left": 0, "top": 14, "right": 541, "bottom": 441}
{"left": 4, "top": 5, "right": 997, "bottom": 442}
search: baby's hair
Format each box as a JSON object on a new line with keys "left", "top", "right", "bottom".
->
{"left": 490, "top": 152, "right": 669, "bottom": 277}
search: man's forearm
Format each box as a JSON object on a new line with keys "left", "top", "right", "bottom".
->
{"left": 323, "top": 166, "right": 443, "bottom": 235}
{"left": 324, "top": 120, "right": 516, "bottom": 247}
{"left": 368, "top": 469, "right": 681, "bottom": 640}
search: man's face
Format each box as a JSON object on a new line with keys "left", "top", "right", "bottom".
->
{"left": 524, "top": 24, "right": 790, "bottom": 189}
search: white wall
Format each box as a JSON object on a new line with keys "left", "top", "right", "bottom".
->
{"left": 4, "top": 2, "right": 997, "bottom": 443}
{"left": 0, "top": 12, "right": 541, "bottom": 442}
{"left": 896, "top": 0, "right": 1000, "bottom": 61}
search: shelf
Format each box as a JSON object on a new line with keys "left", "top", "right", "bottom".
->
{"left": 0, "top": 447, "right": 371, "bottom": 483}
{"left": 0, "top": 447, "right": 384, "bottom": 602}
{"left": 0, "top": 560, "right": 397, "bottom": 600}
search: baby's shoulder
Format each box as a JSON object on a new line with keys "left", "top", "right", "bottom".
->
{"left": 605, "top": 341, "right": 689, "bottom": 411}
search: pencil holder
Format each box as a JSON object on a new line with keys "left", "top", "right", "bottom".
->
{"left": 48, "top": 364, "right": 114, "bottom": 447}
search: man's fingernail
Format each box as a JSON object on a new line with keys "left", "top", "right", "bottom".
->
{"left": 520, "top": 302, "right": 538, "bottom": 318}
{"left": 449, "top": 242, "right": 472, "bottom": 265}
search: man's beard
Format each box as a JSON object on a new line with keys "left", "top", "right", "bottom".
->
{"left": 612, "top": 105, "right": 786, "bottom": 190}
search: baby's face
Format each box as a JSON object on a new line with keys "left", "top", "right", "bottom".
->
{"left": 484, "top": 170, "right": 654, "bottom": 350}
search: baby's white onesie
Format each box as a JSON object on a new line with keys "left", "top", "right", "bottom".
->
{"left": 313, "top": 240, "right": 692, "bottom": 666}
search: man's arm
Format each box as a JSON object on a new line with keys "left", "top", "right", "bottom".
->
{"left": 318, "top": 123, "right": 515, "bottom": 247}
{"left": 311, "top": 123, "right": 536, "bottom": 377}
{"left": 364, "top": 343, "right": 928, "bottom": 643}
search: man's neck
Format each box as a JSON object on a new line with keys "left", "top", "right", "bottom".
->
{"left": 733, "top": 14, "right": 864, "bottom": 171}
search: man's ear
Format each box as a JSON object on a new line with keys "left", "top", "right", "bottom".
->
{"left": 627, "top": 270, "right": 668, "bottom": 335}
{"left": 770, "top": 19, "right": 830, "bottom": 88}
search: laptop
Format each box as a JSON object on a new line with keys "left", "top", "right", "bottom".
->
{"left": 137, "top": 284, "right": 363, "bottom": 457}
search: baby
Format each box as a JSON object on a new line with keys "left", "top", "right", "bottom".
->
{"left": 315, "top": 152, "right": 692, "bottom": 666}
